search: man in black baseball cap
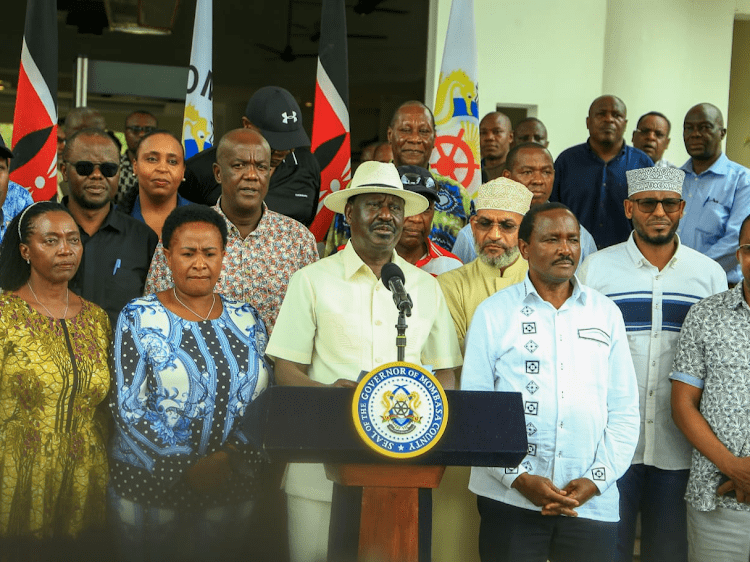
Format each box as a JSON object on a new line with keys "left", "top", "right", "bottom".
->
{"left": 0, "top": 132, "right": 34, "bottom": 242}
{"left": 395, "top": 165, "right": 462, "bottom": 276}
{"left": 180, "top": 86, "right": 321, "bottom": 227}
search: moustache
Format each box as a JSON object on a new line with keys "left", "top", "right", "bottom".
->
{"left": 370, "top": 221, "right": 395, "bottom": 233}
{"left": 552, "top": 257, "right": 575, "bottom": 266}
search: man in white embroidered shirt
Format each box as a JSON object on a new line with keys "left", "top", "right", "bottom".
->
{"left": 462, "top": 202, "right": 640, "bottom": 562}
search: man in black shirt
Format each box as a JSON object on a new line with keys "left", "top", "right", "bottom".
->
{"left": 180, "top": 86, "right": 320, "bottom": 227}
{"left": 61, "top": 128, "right": 158, "bottom": 326}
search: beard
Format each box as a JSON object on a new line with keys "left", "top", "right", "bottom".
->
{"left": 633, "top": 219, "right": 679, "bottom": 246}
{"left": 476, "top": 242, "right": 520, "bottom": 270}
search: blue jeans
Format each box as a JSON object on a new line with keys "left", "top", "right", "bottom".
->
{"left": 616, "top": 464, "right": 689, "bottom": 562}
{"left": 476, "top": 496, "right": 617, "bottom": 562}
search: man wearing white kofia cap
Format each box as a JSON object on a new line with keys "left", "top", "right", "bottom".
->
{"left": 579, "top": 167, "right": 727, "bottom": 562}
{"left": 265, "top": 161, "right": 462, "bottom": 562}
{"left": 438, "top": 177, "right": 533, "bottom": 351}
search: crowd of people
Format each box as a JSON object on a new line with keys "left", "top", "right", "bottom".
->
{"left": 0, "top": 85, "right": 749, "bottom": 562}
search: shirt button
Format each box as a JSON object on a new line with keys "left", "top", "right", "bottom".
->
{"left": 651, "top": 361, "right": 656, "bottom": 367}
{"left": 375, "top": 357, "right": 382, "bottom": 363}
{"left": 375, "top": 320, "right": 382, "bottom": 326}
{"left": 559, "top": 422, "right": 564, "bottom": 428}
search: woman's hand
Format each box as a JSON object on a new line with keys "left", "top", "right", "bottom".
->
{"left": 185, "top": 450, "right": 233, "bottom": 493}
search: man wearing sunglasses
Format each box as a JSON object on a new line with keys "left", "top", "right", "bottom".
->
{"left": 62, "top": 129, "right": 158, "bottom": 326}
{"left": 438, "top": 177, "right": 532, "bottom": 351}
{"left": 117, "top": 110, "right": 158, "bottom": 203}
{"left": 579, "top": 167, "right": 727, "bottom": 562}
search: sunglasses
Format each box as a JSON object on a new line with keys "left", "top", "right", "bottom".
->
{"left": 65, "top": 160, "right": 119, "bottom": 178}
{"left": 126, "top": 125, "right": 157, "bottom": 134}
{"left": 630, "top": 198, "right": 683, "bottom": 213}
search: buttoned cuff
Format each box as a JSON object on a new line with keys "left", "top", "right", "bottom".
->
{"left": 490, "top": 463, "right": 528, "bottom": 489}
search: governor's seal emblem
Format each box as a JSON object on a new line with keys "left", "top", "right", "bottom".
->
{"left": 352, "top": 361, "right": 449, "bottom": 459}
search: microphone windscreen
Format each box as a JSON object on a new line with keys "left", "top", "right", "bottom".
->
{"left": 381, "top": 262, "right": 405, "bottom": 291}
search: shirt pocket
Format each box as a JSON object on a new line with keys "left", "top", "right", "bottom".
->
{"left": 695, "top": 199, "right": 729, "bottom": 245}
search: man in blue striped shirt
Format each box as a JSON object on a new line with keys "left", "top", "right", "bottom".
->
{"left": 579, "top": 166, "right": 727, "bottom": 562}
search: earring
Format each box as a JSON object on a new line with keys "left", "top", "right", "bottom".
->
{"left": 26, "top": 259, "right": 30, "bottom": 264}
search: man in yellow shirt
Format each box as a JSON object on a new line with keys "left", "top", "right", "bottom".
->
{"left": 438, "top": 178, "right": 532, "bottom": 350}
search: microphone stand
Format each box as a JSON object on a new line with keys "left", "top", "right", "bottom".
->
{"left": 396, "top": 308, "right": 408, "bottom": 362}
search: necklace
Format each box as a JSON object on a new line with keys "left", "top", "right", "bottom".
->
{"left": 27, "top": 281, "right": 70, "bottom": 319}
{"left": 173, "top": 287, "right": 216, "bottom": 321}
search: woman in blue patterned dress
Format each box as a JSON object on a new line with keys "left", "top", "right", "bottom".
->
{"left": 108, "top": 205, "right": 270, "bottom": 562}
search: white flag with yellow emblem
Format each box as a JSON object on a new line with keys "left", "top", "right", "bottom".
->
{"left": 430, "top": 0, "right": 480, "bottom": 198}
{"left": 182, "top": 0, "right": 213, "bottom": 159}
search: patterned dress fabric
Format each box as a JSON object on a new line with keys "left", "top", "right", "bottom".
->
{"left": 0, "top": 292, "right": 111, "bottom": 539}
{"left": 109, "top": 294, "right": 270, "bottom": 509}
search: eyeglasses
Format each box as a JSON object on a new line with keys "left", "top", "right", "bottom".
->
{"left": 473, "top": 217, "right": 519, "bottom": 233}
{"left": 634, "top": 128, "right": 668, "bottom": 140}
{"left": 630, "top": 198, "right": 683, "bottom": 213}
{"left": 65, "top": 160, "right": 119, "bottom": 178}
{"left": 126, "top": 125, "right": 157, "bottom": 135}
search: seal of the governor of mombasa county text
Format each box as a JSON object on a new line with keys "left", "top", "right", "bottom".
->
{"left": 352, "top": 361, "right": 449, "bottom": 459}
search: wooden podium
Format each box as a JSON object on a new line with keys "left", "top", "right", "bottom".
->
{"left": 243, "top": 386, "right": 527, "bottom": 562}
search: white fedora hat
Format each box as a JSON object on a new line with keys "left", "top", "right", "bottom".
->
{"left": 325, "top": 161, "right": 429, "bottom": 217}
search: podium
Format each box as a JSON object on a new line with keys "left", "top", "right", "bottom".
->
{"left": 243, "top": 386, "right": 527, "bottom": 562}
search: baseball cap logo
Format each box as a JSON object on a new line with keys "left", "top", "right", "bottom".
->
{"left": 282, "top": 111, "right": 298, "bottom": 124}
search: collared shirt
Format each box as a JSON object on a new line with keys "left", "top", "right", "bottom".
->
{"left": 552, "top": 141, "right": 653, "bottom": 249}
{"left": 144, "top": 200, "right": 318, "bottom": 333}
{"left": 415, "top": 239, "right": 462, "bottom": 276}
{"left": 670, "top": 284, "right": 750, "bottom": 512}
{"left": 266, "top": 241, "right": 463, "bottom": 501}
{"left": 65, "top": 201, "right": 159, "bottom": 327}
{"left": 129, "top": 193, "right": 192, "bottom": 225}
{"left": 451, "top": 221, "right": 598, "bottom": 265}
{"left": 655, "top": 158, "right": 676, "bottom": 168}
{"left": 579, "top": 234, "right": 726, "bottom": 470}
{"left": 437, "top": 256, "right": 528, "bottom": 350}
{"left": 0, "top": 181, "right": 33, "bottom": 241}
{"left": 324, "top": 168, "right": 473, "bottom": 255}
{"left": 678, "top": 153, "right": 750, "bottom": 285}
{"left": 462, "top": 275, "right": 640, "bottom": 522}
{"left": 116, "top": 152, "right": 137, "bottom": 204}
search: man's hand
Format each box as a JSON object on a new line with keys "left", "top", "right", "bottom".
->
{"left": 543, "top": 478, "right": 599, "bottom": 516}
{"left": 722, "top": 456, "right": 750, "bottom": 494}
{"left": 511, "top": 473, "right": 579, "bottom": 516}
{"left": 717, "top": 475, "right": 750, "bottom": 504}
{"left": 185, "top": 450, "right": 232, "bottom": 493}
{"left": 329, "top": 378, "right": 357, "bottom": 389}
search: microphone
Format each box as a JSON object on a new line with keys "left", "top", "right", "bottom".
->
{"left": 381, "top": 262, "right": 413, "bottom": 316}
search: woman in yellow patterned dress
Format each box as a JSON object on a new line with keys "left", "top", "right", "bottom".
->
{"left": 0, "top": 202, "right": 111, "bottom": 561}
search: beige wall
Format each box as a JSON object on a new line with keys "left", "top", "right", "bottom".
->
{"left": 727, "top": 19, "right": 750, "bottom": 168}
{"left": 428, "top": 0, "right": 747, "bottom": 166}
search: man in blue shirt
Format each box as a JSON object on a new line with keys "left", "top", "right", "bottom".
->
{"left": 551, "top": 95, "right": 653, "bottom": 249}
{"left": 677, "top": 103, "right": 750, "bottom": 286}
{"left": 0, "top": 132, "right": 33, "bottom": 242}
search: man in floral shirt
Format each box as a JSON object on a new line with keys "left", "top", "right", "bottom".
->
{"left": 671, "top": 213, "right": 750, "bottom": 561}
{"left": 144, "top": 128, "right": 318, "bottom": 333}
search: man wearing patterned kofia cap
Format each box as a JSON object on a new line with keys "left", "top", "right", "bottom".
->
{"left": 579, "top": 166, "right": 727, "bottom": 562}
{"left": 438, "top": 177, "right": 532, "bottom": 351}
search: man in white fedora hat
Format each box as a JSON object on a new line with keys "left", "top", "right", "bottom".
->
{"left": 266, "top": 161, "right": 462, "bottom": 562}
